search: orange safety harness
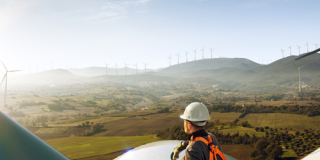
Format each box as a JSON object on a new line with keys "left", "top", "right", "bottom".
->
{"left": 184, "top": 136, "right": 227, "bottom": 160}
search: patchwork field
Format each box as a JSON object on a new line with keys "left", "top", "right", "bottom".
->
{"left": 94, "top": 112, "right": 183, "bottom": 136}
{"left": 45, "top": 135, "right": 158, "bottom": 159}
{"left": 240, "top": 113, "right": 320, "bottom": 131}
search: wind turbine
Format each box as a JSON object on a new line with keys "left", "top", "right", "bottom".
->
{"left": 297, "top": 45, "right": 302, "bottom": 55}
{"left": 114, "top": 63, "right": 118, "bottom": 76}
{"left": 176, "top": 53, "right": 180, "bottom": 64}
{"left": 193, "top": 49, "right": 197, "bottom": 61}
{"left": 315, "top": 43, "right": 319, "bottom": 49}
{"left": 134, "top": 63, "right": 138, "bottom": 74}
{"left": 305, "top": 42, "right": 309, "bottom": 52}
{"left": 167, "top": 55, "right": 172, "bottom": 67}
{"left": 293, "top": 63, "right": 306, "bottom": 92}
{"left": 143, "top": 63, "right": 148, "bottom": 74}
{"left": 124, "top": 63, "right": 128, "bottom": 75}
{"left": 185, "top": 51, "right": 189, "bottom": 62}
{"left": 0, "top": 61, "right": 21, "bottom": 106}
{"left": 104, "top": 63, "right": 109, "bottom": 76}
{"left": 288, "top": 46, "right": 292, "bottom": 56}
{"left": 210, "top": 48, "right": 214, "bottom": 59}
{"left": 200, "top": 47, "right": 205, "bottom": 59}
{"left": 281, "top": 49, "right": 285, "bottom": 58}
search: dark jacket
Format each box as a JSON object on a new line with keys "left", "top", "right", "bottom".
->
{"left": 185, "top": 129, "right": 222, "bottom": 160}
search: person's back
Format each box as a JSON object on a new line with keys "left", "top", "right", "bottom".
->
{"left": 185, "top": 130, "right": 222, "bottom": 160}
{"left": 171, "top": 102, "right": 226, "bottom": 160}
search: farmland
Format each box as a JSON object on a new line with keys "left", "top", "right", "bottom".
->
{"left": 240, "top": 113, "right": 320, "bottom": 131}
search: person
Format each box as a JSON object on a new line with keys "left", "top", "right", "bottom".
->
{"left": 171, "top": 102, "right": 225, "bottom": 160}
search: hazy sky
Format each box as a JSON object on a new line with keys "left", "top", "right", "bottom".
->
{"left": 0, "top": 0, "right": 319, "bottom": 74}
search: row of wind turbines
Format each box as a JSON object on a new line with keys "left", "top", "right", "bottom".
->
{"left": 167, "top": 47, "right": 215, "bottom": 66}
{"left": 103, "top": 62, "right": 149, "bottom": 76}
{"left": 281, "top": 43, "right": 319, "bottom": 58}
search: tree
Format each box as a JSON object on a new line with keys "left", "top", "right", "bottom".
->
{"left": 295, "top": 131, "right": 300, "bottom": 135}
{"left": 86, "top": 121, "right": 90, "bottom": 125}
{"left": 270, "top": 145, "right": 283, "bottom": 159}
{"left": 255, "top": 127, "right": 259, "bottom": 132}
{"left": 264, "top": 126, "right": 269, "bottom": 130}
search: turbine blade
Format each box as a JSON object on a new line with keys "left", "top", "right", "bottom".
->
{"left": 9, "top": 70, "right": 22, "bottom": 72}
{"left": 0, "top": 74, "right": 6, "bottom": 87}
{"left": 292, "top": 63, "right": 298, "bottom": 68}
{"left": 295, "top": 48, "right": 320, "bottom": 61}
{"left": 0, "top": 60, "right": 7, "bottom": 71}
{"left": 300, "top": 66, "right": 306, "bottom": 69}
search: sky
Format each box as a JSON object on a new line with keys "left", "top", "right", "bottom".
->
{"left": 0, "top": 0, "right": 319, "bottom": 75}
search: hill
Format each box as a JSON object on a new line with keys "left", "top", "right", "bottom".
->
{"left": 10, "top": 69, "right": 83, "bottom": 85}
{"left": 67, "top": 67, "right": 156, "bottom": 77}
{"left": 158, "top": 58, "right": 261, "bottom": 75}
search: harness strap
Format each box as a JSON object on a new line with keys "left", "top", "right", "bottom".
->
{"left": 190, "top": 135, "right": 227, "bottom": 160}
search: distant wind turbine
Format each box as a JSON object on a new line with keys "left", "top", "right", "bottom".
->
{"left": 44, "top": 63, "right": 46, "bottom": 71}
{"left": 51, "top": 62, "right": 53, "bottom": 70}
{"left": 37, "top": 65, "right": 38, "bottom": 73}
{"left": 124, "top": 63, "right": 128, "bottom": 76}
{"left": 281, "top": 49, "right": 285, "bottom": 58}
{"left": 293, "top": 63, "right": 306, "bottom": 92}
{"left": 193, "top": 49, "right": 197, "bottom": 61}
{"left": 104, "top": 63, "right": 109, "bottom": 76}
{"left": 200, "top": 47, "right": 205, "bottom": 59}
{"left": 29, "top": 65, "right": 31, "bottom": 74}
{"left": 143, "top": 63, "right": 148, "bottom": 74}
{"left": 176, "top": 53, "right": 180, "bottom": 64}
{"left": 297, "top": 45, "right": 302, "bottom": 55}
{"left": 185, "top": 51, "right": 189, "bottom": 62}
{"left": 0, "top": 61, "right": 21, "bottom": 106}
{"left": 210, "top": 48, "right": 214, "bottom": 59}
{"left": 114, "top": 63, "right": 118, "bottom": 76}
{"left": 134, "top": 63, "right": 138, "bottom": 74}
{"left": 288, "top": 46, "right": 292, "bottom": 56}
{"left": 167, "top": 55, "right": 172, "bottom": 67}
{"left": 315, "top": 43, "right": 319, "bottom": 49}
{"left": 305, "top": 42, "right": 309, "bottom": 52}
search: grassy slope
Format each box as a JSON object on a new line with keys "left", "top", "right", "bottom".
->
{"left": 240, "top": 113, "right": 320, "bottom": 131}
{"left": 46, "top": 135, "right": 157, "bottom": 159}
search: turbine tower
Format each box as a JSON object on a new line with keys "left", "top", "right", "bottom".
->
{"left": 210, "top": 48, "right": 214, "bottom": 59}
{"left": 200, "top": 47, "right": 205, "bottom": 59}
{"left": 167, "top": 55, "right": 172, "bottom": 67}
{"left": 134, "top": 63, "right": 138, "bottom": 74}
{"left": 297, "top": 45, "right": 302, "bottom": 55}
{"left": 315, "top": 43, "right": 319, "bottom": 49}
{"left": 176, "top": 53, "right": 180, "bottom": 64}
{"left": 0, "top": 61, "right": 21, "bottom": 106}
{"left": 124, "top": 63, "right": 128, "bottom": 76}
{"left": 104, "top": 63, "right": 109, "bottom": 76}
{"left": 185, "top": 51, "right": 189, "bottom": 62}
{"left": 193, "top": 49, "right": 197, "bottom": 61}
{"left": 305, "top": 42, "right": 309, "bottom": 52}
{"left": 293, "top": 63, "right": 306, "bottom": 92}
{"left": 281, "top": 49, "right": 285, "bottom": 58}
{"left": 114, "top": 63, "right": 118, "bottom": 76}
{"left": 143, "top": 63, "right": 148, "bottom": 74}
{"left": 288, "top": 46, "right": 292, "bottom": 56}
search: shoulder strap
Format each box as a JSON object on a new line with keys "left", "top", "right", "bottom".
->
{"left": 190, "top": 136, "right": 227, "bottom": 160}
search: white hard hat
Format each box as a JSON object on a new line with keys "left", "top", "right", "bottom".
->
{"left": 180, "top": 102, "right": 211, "bottom": 126}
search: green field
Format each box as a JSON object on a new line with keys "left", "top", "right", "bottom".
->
{"left": 240, "top": 113, "right": 320, "bottom": 131}
{"left": 46, "top": 135, "right": 158, "bottom": 159}
{"left": 219, "top": 126, "right": 266, "bottom": 137}
{"left": 35, "top": 127, "right": 70, "bottom": 134}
